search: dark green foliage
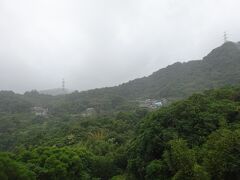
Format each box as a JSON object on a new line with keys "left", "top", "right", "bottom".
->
{"left": 2, "top": 86, "right": 240, "bottom": 179}
{"left": 92, "top": 155, "right": 118, "bottom": 179}
{"left": 0, "top": 105, "right": 144, "bottom": 179}
{"left": 0, "top": 153, "right": 35, "bottom": 180}
{"left": 0, "top": 91, "right": 32, "bottom": 113}
{"left": 127, "top": 86, "right": 240, "bottom": 179}
{"left": 162, "top": 139, "right": 209, "bottom": 180}
{"left": 202, "top": 129, "right": 240, "bottom": 179}
{"left": 17, "top": 147, "right": 94, "bottom": 180}
{"left": 145, "top": 160, "right": 167, "bottom": 180}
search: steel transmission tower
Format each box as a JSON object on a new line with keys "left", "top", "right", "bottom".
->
{"left": 224, "top": 32, "right": 228, "bottom": 43}
{"left": 62, "top": 78, "right": 65, "bottom": 90}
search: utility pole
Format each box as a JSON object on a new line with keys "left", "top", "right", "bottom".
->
{"left": 224, "top": 31, "right": 228, "bottom": 43}
{"left": 62, "top": 78, "right": 65, "bottom": 91}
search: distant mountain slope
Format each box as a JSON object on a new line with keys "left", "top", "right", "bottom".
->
{"left": 73, "top": 41, "right": 240, "bottom": 102}
{"left": 116, "top": 41, "right": 240, "bottom": 98}
{"left": 31, "top": 41, "right": 240, "bottom": 113}
{"left": 1, "top": 42, "right": 240, "bottom": 114}
{"left": 39, "top": 88, "right": 71, "bottom": 96}
{"left": 0, "top": 91, "right": 31, "bottom": 113}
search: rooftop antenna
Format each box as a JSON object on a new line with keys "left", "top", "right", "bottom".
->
{"left": 62, "top": 78, "right": 65, "bottom": 91}
{"left": 224, "top": 31, "right": 228, "bottom": 43}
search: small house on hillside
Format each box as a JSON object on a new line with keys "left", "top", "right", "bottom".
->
{"left": 81, "top": 107, "right": 96, "bottom": 117}
{"left": 32, "top": 107, "right": 48, "bottom": 117}
{"left": 139, "top": 98, "right": 166, "bottom": 109}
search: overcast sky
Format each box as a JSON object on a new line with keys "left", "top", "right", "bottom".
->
{"left": 0, "top": 0, "right": 240, "bottom": 93}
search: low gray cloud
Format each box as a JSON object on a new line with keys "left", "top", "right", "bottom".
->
{"left": 0, "top": 0, "right": 240, "bottom": 93}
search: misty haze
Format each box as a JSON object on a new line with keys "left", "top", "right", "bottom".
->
{"left": 1, "top": 0, "right": 240, "bottom": 180}
{"left": 0, "top": 0, "right": 239, "bottom": 93}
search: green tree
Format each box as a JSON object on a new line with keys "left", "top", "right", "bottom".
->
{"left": 0, "top": 153, "right": 35, "bottom": 180}
{"left": 203, "top": 128, "right": 240, "bottom": 179}
{"left": 163, "top": 139, "right": 209, "bottom": 180}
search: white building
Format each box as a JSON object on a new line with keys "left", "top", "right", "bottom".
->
{"left": 32, "top": 107, "right": 48, "bottom": 117}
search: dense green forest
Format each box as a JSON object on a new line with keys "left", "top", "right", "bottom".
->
{"left": 1, "top": 86, "right": 240, "bottom": 179}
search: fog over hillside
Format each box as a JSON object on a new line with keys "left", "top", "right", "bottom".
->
{"left": 0, "top": 0, "right": 240, "bottom": 93}
{"left": 2, "top": 1, "right": 240, "bottom": 179}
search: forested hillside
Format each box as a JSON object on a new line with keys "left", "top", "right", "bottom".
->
{"left": 69, "top": 41, "right": 240, "bottom": 100}
{"left": 128, "top": 86, "right": 240, "bottom": 179}
{"left": 1, "top": 42, "right": 240, "bottom": 179}
{"left": 48, "top": 41, "right": 240, "bottom": 113}
{"left": 1, "top": 86, "right": 240, "bottom": 179}
{"left": 1, "top": 0, "right": 240, "bottom": 179}
{"left": 1, "top": 42, "right": 240, "bottom": 115}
